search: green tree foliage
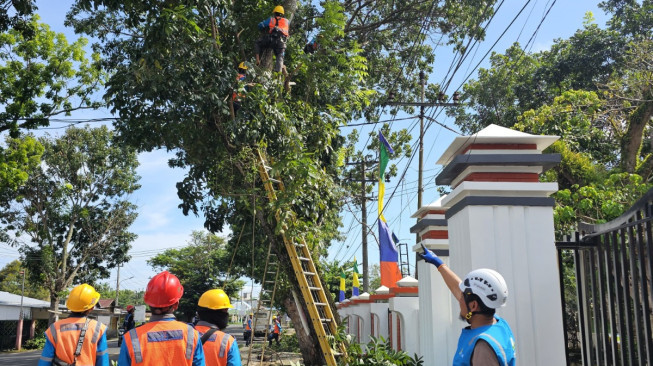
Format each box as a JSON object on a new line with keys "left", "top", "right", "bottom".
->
{"left": 147, "top": 231, "right": 246, "bottom": 321}
{"left": 0, "top": 135, "right": 43, "bottom": 194}
{"left": 0, "top": 15, "right": 105, "bottom": 136}
{"left": 93, "top": 282, "right": 146, "bottom": 307}
{"left": 0, "top": 126, "right": 140, "bottom": 323}
{"left": 0, "top": 260, "right": 49, "bottom": 300}
{"left": 0, "top": 0, "right": 36, "bottom": 34}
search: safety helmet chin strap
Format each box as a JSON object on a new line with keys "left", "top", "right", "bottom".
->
{"left": 463, "top": 289, "right": 484, "bottom": 322}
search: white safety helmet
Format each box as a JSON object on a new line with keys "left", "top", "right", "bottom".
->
{"left": 459, "top": 268, "right": 508, "bottom": 309}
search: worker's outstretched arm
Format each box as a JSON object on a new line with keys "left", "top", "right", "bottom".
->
{"left": 419, "top": 244, "right": 463, "bottom": 301}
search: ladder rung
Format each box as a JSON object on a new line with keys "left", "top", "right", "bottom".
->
{"left": 267, "top": 271, "right": 276, "bottom": 274}
{"left": 321, "top": 318, "right": 332, "bottom": 322}
{"left": 303, "top": 271, "right": 316, "bottom": 276}
{"left": 314, "top": 302, "right": 327, "bottom": 306}
{"left": 298, "top": 256, "right": 310, "bottom": 261}
{"left": 308, "top": 286, "right": 322, "bottom": 291}
{"left": 294, "top": 243, "right": 305, "bottom": 247}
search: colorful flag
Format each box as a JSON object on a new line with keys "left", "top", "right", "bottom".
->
{"left": 378, "top": 132, "right": 394, "bottom": 223}
{"left": 352, "top": 257, "right": 360, "bottom": 296}
{"left": 339, "top": 269, "right": 346, "bottom": 302}
{"left": 378, "top": 218, "right": 402, "bottom": 287}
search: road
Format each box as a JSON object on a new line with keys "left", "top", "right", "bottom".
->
{"left": 0, "top": 324, "right": 246, "bottom": 365}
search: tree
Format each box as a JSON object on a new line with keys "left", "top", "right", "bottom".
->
{"left": 0, "top": 15, "right": 105, "bottom": 136}
{"left": 65, "top": 0, "right": 503, "bottom": 363}
{"left": 0, "top": 0, "right": 36, "bottom": 34}
{"left": 147, "top": 231, "right": 246, "bottom": 321}
{"left": 0, "top": 135, "right": 43, "bottom": 195}
{"left": 0, "top": 125, "right": 140, "bottom": 323}
{"left": 0, "top": 259, "right": 49, "bottom": 300}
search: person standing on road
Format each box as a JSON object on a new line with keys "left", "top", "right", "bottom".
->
{"left": 123, "top": 305, "right": 136, "bottom": 331}
{"left": 267, "top": 316, "right": 281, "bottom": 346}
{"left": 118, "top": 271, "right": 205, "bottom": 366}
{"left": 194, "top": 289, "right": 241, "bottom": 366}
{"left": 38, "top": 284, "right": 108, "bottom": 366}
{"left": 419, "top": 244, "right": 516, "bottom": 366}
{"left": 243, "top": 313, "right": 253, "bottom": 346}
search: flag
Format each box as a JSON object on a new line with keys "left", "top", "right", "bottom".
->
{"left": 378, "top": 132, "right": 394, "bottom": 223}
{"left": 339, "top": 269, "right": 346, "bottom": 302}
{"left": 378, "top": 218, "right": 402, "bottom": 287}
{"left": 352, "top": 257, "right": 360, "bottom": 296}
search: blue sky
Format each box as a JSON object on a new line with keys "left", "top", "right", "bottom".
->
{"left": 1, "top": 1, "right": 611, "bottom": 295}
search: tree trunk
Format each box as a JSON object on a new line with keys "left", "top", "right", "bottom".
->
{"left": 623, "top": 99, "right": 653, "bottom": 173}
{"left": 48, "top": 296, "right": 60, "bottom": 325}
{"left": 283, "top": 294, "right": 323, "bottom": 363}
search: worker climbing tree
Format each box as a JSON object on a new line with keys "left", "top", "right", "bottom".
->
{"left": 255, "top": 5, "right": 290, "bottom": 73}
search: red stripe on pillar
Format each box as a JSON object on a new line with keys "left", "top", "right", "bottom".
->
{"left": 420, "top": 231, "right": 449, "bottom": 240}
{"left": 457, "top": 172, "right": 540, "bottom": 186}
{"left": 462, "top": 143, "right": 537, "bottom": 154}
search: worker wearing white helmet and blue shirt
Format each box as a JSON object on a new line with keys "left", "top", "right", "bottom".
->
{"left": 419, "top": 244, "right": 516, "bottom": 366}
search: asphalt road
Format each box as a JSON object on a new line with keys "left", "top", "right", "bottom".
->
{"left": 0, "top": 324, "right": 246, "bottom": 365}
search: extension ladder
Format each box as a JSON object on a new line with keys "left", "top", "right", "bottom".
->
{"left": 255, "top": 149, "right": 344, "bottom": 366}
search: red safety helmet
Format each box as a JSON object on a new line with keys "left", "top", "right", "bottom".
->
{"left": 144, "top": 271, "right": 184, "bottom": 308}
{"left": 126, "top": 305, "right": 135, "bottom": 312}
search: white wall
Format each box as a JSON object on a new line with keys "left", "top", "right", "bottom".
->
{"left": 389, "top": 296, "right": 420, "bottom": 357}
{"left": 0, "top": 305, "right": 31, "bottom": 321}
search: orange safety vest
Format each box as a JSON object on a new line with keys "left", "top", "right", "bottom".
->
{"left": 195, "top": 323, "right": 235, "bottom": 366}
{"left": 268, "top": 16, "right": 289, "bottom": 37}
{"left": 245, "top": 319, "right": 252, "bottom": 331}
{"left": 232, "top": 73, "right": 246, "bottom": 101}
{"left": 45, "top": 317, "right": 106, "bottom": 366}
{"left": 124, "top": 318, "right": 199, "bottom": 366}
{"left": 272, "top": 321, "right": 280, "bottom": 334}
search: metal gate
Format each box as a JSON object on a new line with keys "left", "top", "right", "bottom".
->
{"left": 556, "top": 190, "right": 653, "bottom": 365}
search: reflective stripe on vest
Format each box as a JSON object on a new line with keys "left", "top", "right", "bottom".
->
{"left": 91, "top": 321, "right": 102, "bottom": 344}
{"left": 218, "top": 333, "right": 230, "bottom": 358}
{"left": 129, "top": 328, "right": 143, "bottom": 363}
{"left": 185, "top": 324, "right": 194, "bottom": 360}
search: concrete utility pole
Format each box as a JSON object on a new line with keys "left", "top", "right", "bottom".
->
{"left": 385, "top": 70, "right": 459, "bottom": 278}
{"left": 347, "top": 156, "right": 378, "bottom": 292}
{"left": 15, "top": 269, "right": 25, "bottom": 350}
{"left": 115, "top": 265, "right": 120, "bottom": 308}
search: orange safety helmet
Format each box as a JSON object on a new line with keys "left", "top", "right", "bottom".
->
{"left": 144, "top": 271, "right": 184, "bottom": 308}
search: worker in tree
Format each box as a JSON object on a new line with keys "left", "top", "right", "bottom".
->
{"left": 232, "top": 62, "right": 248, "bottom": 114}
{"left": 243, "top": 313, "right": 253, "bottom": 346}
{"left": 303, "top": 36, "right": 320, "bottom": 54}
{"left": 267, "top": 316, "right": 281, "bottom": 346}
{"left": 195, "top": 289, "right": 241, "bottom": 366}
{"left": 39, "top": 284, "right": 108, "bottom": 366}
{"left": 254, "top": 5, "right": 289, "bottom": 73}
{"left": 119, "top": 271, "right": 205, "bottom": 366}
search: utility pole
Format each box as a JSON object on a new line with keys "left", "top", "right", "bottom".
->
{"left": 386, "top": 70, "right": 459, "bottom": 278}
{"left": 115, "top": 265, "right": 120, "bottom": 308}
{"left": 346, "top": 156, "right": 378, "bottom": 293}
{"left": 15, "top": 269, "right": 25, "bottom": 350}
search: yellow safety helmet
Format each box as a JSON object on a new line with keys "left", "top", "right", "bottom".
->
{"left": 238, "top": 62, "right": 247, "bottom": 70}
{"left": 198, "top": 289, "right": 234, "bottom": 310}
{"left": 273, "top": 5, "right": 284, "bottom": 15}
{"left": 249, "top": 313, "right": 253, "bottom": 316}
{"left": 66, "top": 284, "right": 100, "bottom": 312}
{"left": 272, "top": 315, "right": 277, "bottom": 319}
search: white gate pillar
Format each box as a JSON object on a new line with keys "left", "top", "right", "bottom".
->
{"left": 388, "top": 277, "right": 419, "bottom": 356}
{"left": 435, "top": 124, "right": 565, "bottom": 365}
{"left": 411, "top": 197, "right": 456, "bottom": 365}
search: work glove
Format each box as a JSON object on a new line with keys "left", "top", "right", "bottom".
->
{"left": 419, "top": 243, "right": 444, "bottom": 268}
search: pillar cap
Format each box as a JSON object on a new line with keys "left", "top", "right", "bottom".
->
{"left": 396, "top": 276, "right": 418, "bottom": 287}
{"left": 411, "top": 195, "right": 447, "bottom": 218}
{"left": 358, "top": 292, "right": 370, "bottom": 300}
{"left": 437, "top": 124, "right": 559, "bottom": 166}
{"left": 375, "top": 285, "right": 390, "bottom": 294}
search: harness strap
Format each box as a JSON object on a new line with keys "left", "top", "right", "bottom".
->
{"left": 74, "top": 318, "right": 92, "bottom": 357}
{"left": 200, "top": 328, "right": 218, "bottom": 345}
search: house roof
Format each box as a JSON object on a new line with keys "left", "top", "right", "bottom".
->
{"left": 0, "top": 291, "right": 52, "bottom": 308}
{"left": 97, "top": 299, "right": 115, "bottom": 309}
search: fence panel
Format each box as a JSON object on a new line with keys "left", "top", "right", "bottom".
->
{"left": 557, "top": 191, "right": 653, "bottom": 366}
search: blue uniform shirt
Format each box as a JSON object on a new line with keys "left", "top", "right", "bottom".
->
{"left": 38, "top": 322, "right": 109, "bottom": 366}
{"left": 453, "top": 315, "right": 516, "bottom": 366}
